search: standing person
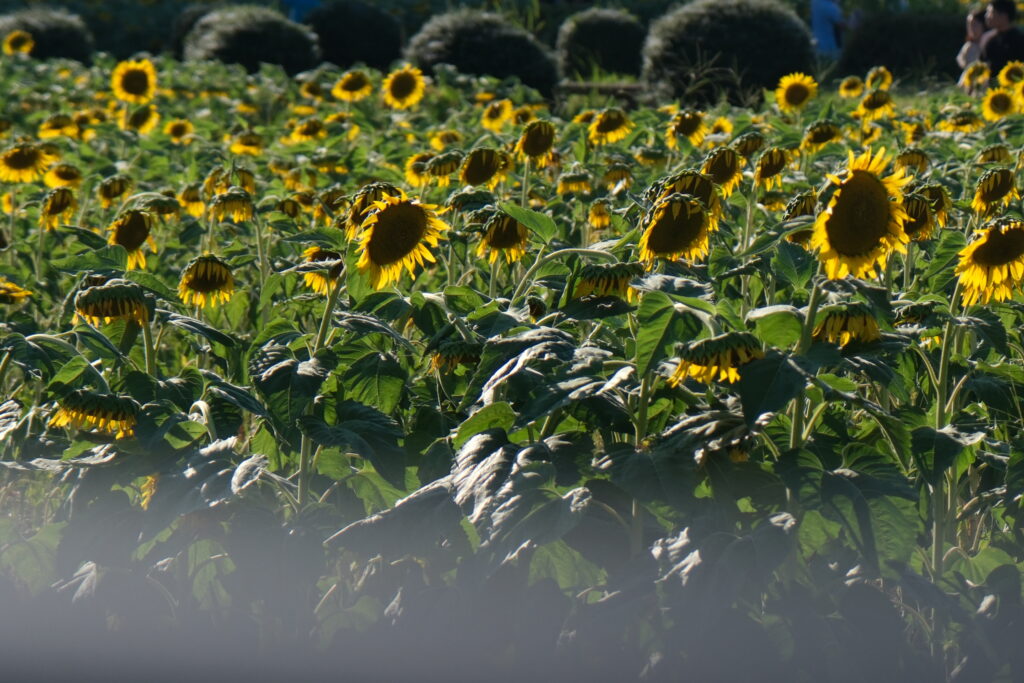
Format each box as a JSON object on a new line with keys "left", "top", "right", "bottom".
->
{"left": 281, "top": 0, "right": 321, "bottom": 22}
{"left": 958, "top": 9, "right": 988, "bottom": 69}
{"left": 981, "top": 0, "right": 1024, "bottom": 76}
{"left": 811, "top": 0, "right": 847, "bottom": 59}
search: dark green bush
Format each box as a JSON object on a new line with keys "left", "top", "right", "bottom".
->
{"left": 642, "top": 0, "right": 814, "bottom": 105}
{"left": 556, "top": 8, "right": 646, "bottom": 79}
{"left": 171, "top": 4, "right": 222, "bottom": 59}
{"left": 183, "top": 5, "right": 320, "bottom": 76}
{"left": 837, "top": 12, "right": 963, "bottom": 82}
{"left": 0, "top": 8, "right": 93, "bottom": 61}
{"left": 405, "top": 10, "right": 557, "bottom": 97}
{"left": 306, "top": 0, "right": 402, "bottom": 70}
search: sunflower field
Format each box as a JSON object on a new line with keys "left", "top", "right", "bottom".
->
{"left": 7, "top": 33, "right": 1024, "bottom": 681}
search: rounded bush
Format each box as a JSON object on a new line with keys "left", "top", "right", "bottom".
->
{"left": 183, "top": 5, "right": 320, "bottom": 76}
{"left": 642, "top": 0, "right": 814, "bottom": 105}
{"left": 405, "top": 10, "right": 557, "bottom": 97}
{"left": 556, "top": 8, "right": 646, "bottom": 79}
{"left": 171, "top": 4, "right": 222, "bottom": 59}
{"left": 837, "top": 12, "right": 962, "bottom": 81}
{"left": 306, "top": 0, "right": 402, "bottom": 70}
{"left": 0, "top": 9, "right": 94, "bottom": 62}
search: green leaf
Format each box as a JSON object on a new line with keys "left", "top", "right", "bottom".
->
{"left": 746, "top": 305, "right": 802, "bottom": 348}
{"left": 738, "top": 353, "right": 806, "bottom": 425}
{"left": 911, "top": 426, "right": 985, "bottom": 486}
{"left": 163, "top": 312, "right": 237, "bottom": 347}
{"left": 497, "top": 201, "right": 557, "bottom": 243}
{"left": 454, "top": 402, "right": 516, "bottom": 449}
{"left": 634, "top": 291, "right": 701, "bottom": 377}
{"left": 342, "top": 352, "right": 407, "bottom": 415}
{"left": 298, "top": 403, "right": 406, "bottom": 487}
{"left": 52, "top": 245, "right": 128, "bottom": 273}
{"left": 125, "top": 270, "right": 177, "bottom": 301}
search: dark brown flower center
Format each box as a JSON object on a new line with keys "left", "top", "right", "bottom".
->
{"left": 367, "top": 202, "right": 428, "bottom": 266}
{"left": 825, "top": 170, "right": 890, "bottom": 255}
{"left": 121, "top": 69, "right": 150, "bottom": 96}
{"left": 113, "top": 211, "right": 150, "bottom": 251}
{"left": 389, "top": 72, "right": 418, "bottom": 100}
{"left": 647, "top": 199, "right": 705, "bottom": 254}
{"left": 462, "top": 149, "right": 501, "bottom": 186}
{"left": 972, "top": 225, "right": 1024, "bottom": 266}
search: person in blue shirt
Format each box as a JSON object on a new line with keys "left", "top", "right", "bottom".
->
{"left": 811, "top": 0, "right": 847, "bottom": 59}
{"left": 281, "top": 0, "right": 322, "bottom": 22}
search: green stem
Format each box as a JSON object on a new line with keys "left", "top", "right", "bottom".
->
{"left": 0, "top": 349, "right": 12, "bottom": 390}
{"left": 35, "top": 225, "right": 46, "bottom": 283}
{"left": 488, "top": 258, "right": 498, "bottom": 299}
{"left": 510, "top": 247, "right": 617, "bottom": 306}
{"left": 630, "top": 372, "right": 653, "bottom": 556}
{"left": 931, "top": 278, "right": 962, "bottom": 579}
{"left": 253, "top": 215, "right": 268, "bottom": 289}
{"left": 141, "top": 321, "right": 158, "bottom": 376}
{"left": 790, "top": 279, "right": 824, "bottom": 450}
{"left": 521, "top": 157, "right": 531, "bottom": 208}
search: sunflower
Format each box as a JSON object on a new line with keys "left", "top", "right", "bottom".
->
{"left": 299, "top": 79, "right": 324, "bottom": 100}
{"left": 961, "top": 61, "right": 990, "bottom": 91}
{"left": 38, "top": 114, "right": 79, "bottom": 139}
{"left": 209, "top": 187, "right": 255, "bottom": 223}
{"left": 1, "top": 192, "right": 12, "bottom": 216}
{"left": 481, "top": 98, "right": 513, "bottom": 132}
{"left": 430, "top": 129, "right": 463, "bottom": 151}
{"left": 2, "top": 29, "right": 33, "bottom": 56}
{"left": 801, "top": 120, "right": 842, "bottom": 153}
{"left": 98, "top": 174, "right": 133, "bottom": 209}
{"left": 999, "top": 60, "right": 1024, "bottom": 87}
{"left": 602, "top": 162, "right": 633, "bottom": 192}
{"left": 638, "top": 193, "right": 712, "bottom": 265}
{"left": 332, "top": 70, "right": 373, "bottom": 102}
{"left": 229, "top": 132, "right": 264, "bottom": 156}
{"left": 937, "top": 110, "right": 984, "bottom": 133}
{"left": 477, "top": 212, "right": 530, "bottom": 264}
{"left": 700, "top": 147, "right": 742, "bottom": 197}
{"left": 404, "top": 152, "right": 435, "bottom": 188}
{"left": 668, "top": 332, "right": 764, "bottom": 385}
{"left": 107, "top": 210, "right": 157, "bottom": 269}
{"left": 383, "top": 65, "right": 426, "bottom": 110}
{"left": 301, "top": 246, "right": 344, "bottom": 294}
{"left": 460, "top": 148, "right": 510, "bottom": 188}
{"left": 956, "top": 217, "right": 1024, "bottom": 305}
{"left": 178, "top": 183, "right": 204, "bottom": 218}
{"left": 515, "top": 120, "right": 556, "bottom": 165}
{"left": 179, "top": 255, "right": 234, "bottom": 308}
{"left": 982, "top": 87, "right": 1017, "bottom": 121}
{"left": 784, "top": 191, "right": 817, "bottom": 245}
{"left": 313, "top": 186, "right": 348, "bottom": 225}
{"left": 572, "top": 109, "right": 597, "bottom": 125}
{"left": 119, "top": 104, "right": 160, "bottom": 135}
{"left": 918, "top": 183, "right": 952, "bottom": 227}
{"left": 648, "top": 170, "right": 723, "bottom": 230}
{"left": 111, "top": 59, "right": 157, "bottom": 104}
{"left": 0, "top": 277, "right": 31, "bottom": 304}
{"left": 709, "top": 116, "right": 733, "bottom": 138}
{"left": 589, "top": 200, "right": 611, "bottom": 230}
{"left": 425, "top": 151, "right": 463, "bottom": 188}
{"left": 512, "top": 105, "right": 537, "bottom": 126}
{"left": 892, "top": 148, "right": 929, "bottom": 175}
{"left": 163, "top": 118, "right": 195, "bottom": 145}
{"left": 855, "top": 90, "right": 895, "bottom": 121}
{"left": 901, "top": 193, "right": 936, "bottom": 241}
{"left": 39, "top": 187, "right": 76, "bottom": 231}
{"left": 865, "top": 65, "right": 893, "bottom": 91}
{"left": 972, "top": 167, "right": 1018, "bottom": 216}
{"left": 44, "top": 163, "right": 83, "bottom": 189}
{"left": 589, "top": 108, "right": 634, "bottom": 146}
{"left": 754, "top": 147, "right": 790, "bottom": 190}
{"left": 0, "top": 144, "right": 50, "bottom": 183}
{"left": 775, "top": 73, "right": 818, "bottom": 114}
{"left": 49, "top": 389, "right": 140, "bottom": 440}
{"left": 74, "top": 279, "right": 153, "bottom": 326}
{"left": 430, "top": 340, "right": 483, "bottom": 373}
{"left": 732, "top": 131, "right": 766, "bottom": 160}
{"left": 356, "top": 193, "right": 449, "bottom": 289}
{"left": 813, "top": 303, "right": 882, "bottom": 346}
{"left": 977, "top": 144, "right": 1012, "bottom": 165}
{"left": 810, "top": 147, "right": 910, "bottom": 279}
{"left": 557, "top": 168, "right": 592, "bottom": 196}
{"left": 634, "top": 146, "right": 669, "bottom": 168}
{"left": 856, "top": 123, "right": 883, "bottom": 146}
{"left": 573, "top": 262, "right": 643, "bottom": 301}
{"left": 839, "top": 76, "right": 864, "bottom": 98}
{"left": 666, "top": 110, "right": 706, "bottom": 148}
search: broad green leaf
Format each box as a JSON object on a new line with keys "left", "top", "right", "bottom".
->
{"left": 497, "top": 201, "right": 557, "bottom": 243}
{"left": 454, "top": 402, "right": 516, "bottom": 449}
{"left": 634, "top": 291, "right": 701, "bottom": 377}
{"left": 342, "top": 352, "right": 407, "bottom": 415}
{"left": 747, "top": 305, "right": 802, "bottom": 348}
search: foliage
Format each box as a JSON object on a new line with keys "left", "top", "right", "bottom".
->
{"left": 0, "top": 8, "right": 93, "bottom": 61}
{"left": 305, "top": 0, "right": 403, "bottom": 71}
{"left": 838, "top": 11, "right": 965, "bottom": 81}
{"left": 556, "top": 8, "right": 646, "bottom": 79}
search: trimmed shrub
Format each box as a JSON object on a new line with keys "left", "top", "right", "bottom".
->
{"left": 0, "top": 8, "right": 93, "bottom": 62}
{"left": 837, "top": 12, "right": 963, "bottom": 81}
{"left": 172, "top": 4, "right": 222, "bottom": 59}
{"left": 306, "top": 0, "right": 402, "bottom": 70}
{"left": 642, "top": 0, "right": 814, "bottom": 105}
{"left": 405, "top": 10, "right": 557, "bottom": 97}
{"left": 556, "top": 8, "right": 646, "bottom": 79}
{"left": 183, "top": 5, "right": 320, "bottom": 76}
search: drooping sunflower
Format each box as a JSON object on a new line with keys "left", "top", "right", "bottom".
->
{"left": 709, "top": 116, "right": 733, "bottom": 138}
{"left": 430, "top": 339, "right": 483, "bottom": 374}
{"left": 572, "top": 109, "right": 596, "bottom": 125}
{"left": 49, "top": 389, "right": 140, "bottom": 440}
{"left": 754, "top": 147, "right": 790, "bottom": 190}
{"left": 0, "top": 144, "right": 50, "bottom": 183}
{"left": 999, "top": 60, "right": 1024, "bottom": 87}
{"left": 638, "top": 193, "right": 712, "bottom": 266}
{"left": 178, "top": 183, "right": 204, "bottom": 218}
{"left": 901, "top": 193, "right": 936, "bottom": 241}
{"left": 383, "top": 65, "right": 426, "bottom": 110}
{"left": 477, "top": 212, "right": 530, "bottom": 264}
{"left": 573, "top": 262, "right": 643, "bottom": 301}
{"left": 810, "top": 147, "right": 910, "bottom": 279}
{"left": 557, "top": 167, "right": 592, "bottom": 196}
{"left": 38, "top": 114, "right": 78, "bottom": 139}
{"left": 977, "top": 144, "right": 1012, "bottom": 165}
{"left": 39, "top": 187, "right": 76, "bottom": 231}
{"left": 332, "top": 70, "right": 373, "bottom": 102}
{"left": 74, "top": 279, "right": 153, "bottom": 326}
{"left": 119, "top": 105, "right": 160, "bottom": 135}
{"left": 589, "top": 108, "right": 634, "bottom": 146}
{"left": 893, "top": 148, "right": 929, "bottom": 175}
{"left": 209, "top": 187, "right": 255, "bottom": 223}
{"left": 897, "top": 120, "right": 928, "bottom": 146}
{"left": 732, "top": 131, "right": 766, "bottom": 160}
{"left": 918, "top": 183, "right": 952, "bottom": 227}
{"left": 972, "top": 167, "right": 1018, "bottom": 216}
{"left": 426, "top": 151, "right": 463, "bottom": 187}
{"left": 301, "top": 246, "right": 344, "bottom": 294}
{"left": 179, "top": 254, "right": 235, "bottom": 308}
{"left": 634, "top": 146, "right": 669, "bottom": 168}
{"left": 299, "top": 79, "right": 324, "bottom": 100}
{"left": 775, "top": 73, "right": 818, "bottom": 114}
{"left": 856, "top": 123, "right": 883, "bottom": 146}
{"left": 602, "top": 162, "right": 634, "bottom": 192}
{"left": 865, "top": 65, "right": 893, "bottom": 91}
{"left": 430, "top": 129, "right": 463, "bottom": 151}
{"left": 956, "top": 217, "right": 1024, "bottom": 305}
{"left": 2, "top": 29, "right": 33, "bottom": 56}
{"left": 163, "top": 119, "right": 195, "bottom": 145}
{"left": 229, "top": 132, "right": 264, "bottom": 156}
{"left": 666, "top": 110, "right": 706, "bottom": 149}
{"left": 855, "top": 90, "right": 895, "bottom": 121}
{"left": 481, "top": 98, "right": 513, "bottom": 132}
{"left": 107, "top": 209, "right": 157, "bottom": 269}
{"left": 589, "top": 200, "right": 611, "bottom": 230}
{"left": 0, "top": 277, "right": 32, "bottom": 304}
{"left": 668, "top": 332, "right": 764, "bottom": 385}
{"left": 515, "top": 120, "right": 557, "bottom": 165}
{"left": 460, "top": 148, "right": 510, "bottom": 188}
{"left": 982, "top": 87, "right": 1017, "bottom": 121}
{"left": 98, "top": 174, "right": 133, "bottom": 209}
{"left": 960, "top": 61, "right": 990, "bottom": 91}
{"left": 801, "top": 120, "right": 842, "bottom": 153}
{"left": 356, "top": 193, "right": 449, "bottom": 289}
{"left": 404, "top": 151, "right": 435, "bottom": 188}
{"left": 700, "top": 147, "right": 742, "bottom": 197}
{"left": 937, "top": 110, "right": 984, "bottom": 133}
{"left": 839, "top": 75, "right": 864, "bottom": 98}
{"left": 813, "top": 303, "right": 882, "bottom": 346}
{"left": 313, "top": 186, "right": 348, "bottom": 226}
{"left": 111, "top": 58, "right": 157, "bottom": 104}
{"left": 44, "top": 163, "right": 83, "bottom": 189}
{"left": 648, "top": 170, "right": 723, "bottom": 230}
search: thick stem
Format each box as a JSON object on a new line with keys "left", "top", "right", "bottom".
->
{"left": 790, "top": 279, "right": 824, "bottom": 450}
{"left": 35, "top": 225, "right": 46, "bottom": 283}
{"left": 931, "top": 278, "right": 962, "bottom": 579}
{"left": 521, "top": 157, "right": 531, "bottom": 208}
{"left": 510, "top": 247, "right": 617, "bottom": 306}
{"left": 253, "top": 215, "right": 269, "bottom": 289}
{"left": 141, "top": 321, "right": 158, "bottom": 376}
{"left": 0, "top": 349, "right": 12, "bottom": 390}
{"left": 488, "top": 258, "right": 499, "bottom": 299}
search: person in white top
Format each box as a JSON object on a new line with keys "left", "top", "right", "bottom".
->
{"left": 957, "top": 9, "right": 988, "bottom": 69}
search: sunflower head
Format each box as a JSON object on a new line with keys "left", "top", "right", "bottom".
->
{"left": 0, "top": 277, "right": 32, "bottom": 304}
{"left": 461, "top": 148, "right": 510, "bottom": 188}
{"left": 426, "top": 151, "right": 464, "bottom": 187}
{"left": 209, "top": 187, "right": 255, "bottom": 223}
{"left": 74, "top": 279, "right": 154, "bottom": 326}
{"left": 557, "top": 168, "right": 592, "bottom": 196}
{"left": 333, "top": 70, "right": 373, "bottom": 102}
{"left": 961, "top": 61, "right": 990, "bottom": 90}
{"left": 775, "top": 73, "right": 818, "bottom": 114}
{"left": 638, "top": 192, "right": 712, "bottom": 266}
{"left": 0, "top": 144, "right": 51, "bottom": 183}
{"left": 602, "top": 161, "right": 634, "bottom": 192}
{"left": 901, "top": 193, "right": 936, "bottom": 242}
{"left": 229, "top": 132, "right": 264, "bottom": 156}
{"left": 648, "top": 169, "right": 722, "bottom": 228}
{"left": 977, "top": 144, "right": 1013, "bottom": 165}
{"left": 573, "top": 262, "right": 643, "bottom": 301}
{"left": 345, "top": 183, "right": 400, "bottom": 239}
{"left": 301, "top": 246, "right": 344, "bottom": 294}
{"left": 801, "top": 120, "right": 841, "bottom": 152}
{"left": 515, "top": 120, "right": 557, "bottom": 163}
{"left": 112, "top": 59, "right": 158, "bottom": 104}
{"left": 108, "top": 210, "right": 157, "bottom": 269}
{"left": 983, "top": 87, "right": 1016, "bottom": 121}
{"left": 356, "top": 194, "right": 449, "bottom": 289}
{"left": 2, "top": 30, "right": 33, "bottom": 56}
{"left": 732, "top": 131, "right": 766, "bottom": 159}
{"left": 839, "top": 76, "right": 864, "bottom": 98}
{"left": 813, "top": 302, "right": 882, "bottom": 346}
{"left": 669, "top": 332, "right": 764, "bottom": 385}
{"left": 892, "top": 148, "right": 929, "bottom": 175}
{"left": 179, "top": 255, "right": 235, "bottom": 308}
{"left": 856, "top": 89, "right": 895, "bottom": 121}
{"left": 383, "top": 65, "right": 426, "bottom": 110}
{"left": 98, "top": 174, "right": 133, "bottom": 209}
{"left": 178, "top": 183, "right": 205, "bottom": 218}
{"left": 810, "top": 147, "right": 910, "bottom": 279}
{"left": 481, "top": 98, "right": 513, "bottom": 132}
{"left": 430, "top": 129, "right": 463, "bottom": 151}
{"left": 38, "top": 114, "right": 79, "bottom": 139}
{"left": 119, "top": 104, "right": 160, "bottom": 135}
{"left": 49, "top": 389, "right": 140, "bottom": 440}
{"left": 164, "top": 119, "right": 195, "bottom": 144}
{"left": 634, "top": 146, "right": 669, "bottom": 168}
{"left": 666, "top": 109, "right": 706, "bottom": 149}
{"left": 937, "top": 110, "right": 984, "bottom": 133}
{"left": 754, "top": 147, "right": 790, "bottom": 190}
{"left": 999, "top": 60, "right": 1024, "bottom": 86}
{"left": 285, "top": 117, "right": 327, "bottom": 144}
{"left": 430, "top": 340, "right": 483, "bottom": 373}
{"left": 865, "top": 65, "right": 893, "bottom": 91}
{"left": 699, "top": 147, "right": 742, "bottom": 197}
{"left": 40, "top": 187, "right": 77, "bottom": 231}
{"left": 917, "top": 183, "right": 952, "bottom": 227}
{"left": 972, "top": 167, "right": 1018, "bottom": 216}
{"left": 44, "top": 163, "right": 84, "bottom": 189}
{"left": 589, "top": 200, "right": 611, "bottom": 230}
{"left": 956, "top": 217, "right": 1024, "bottom": 305}
{"left": 477, "top": 212, "right": 530, "bottom": 264}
